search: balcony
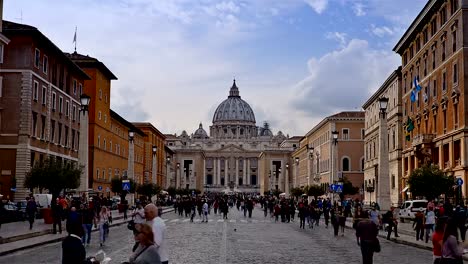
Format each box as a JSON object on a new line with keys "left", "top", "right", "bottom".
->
{"left": 412, "top": 134, "right": 435, "bottom": 147}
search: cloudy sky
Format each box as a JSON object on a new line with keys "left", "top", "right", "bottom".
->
{"left": 6, "top": 0, "right": 427, "bottom": 136}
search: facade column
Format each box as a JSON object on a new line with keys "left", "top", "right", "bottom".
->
{"left": 224, "top": 159, "right": 228, "bottom": 186}
{"left": 236, "top": 158, "right": 239, "bottom": 186}
{"left": 243, "top": 159, "right": 247, "bottom": 186}
{"left": 213, "top": 158, "right": 217, "bottom": 185}
{"left": 246, "top": 159, "right": 250, "bottom": 185}
{"left": 285, "top": 166, "right": 289, "bottom": 195}
{"left": 78, "top": 106, "right": 89, "bottom": 193}
{"left": 203, "top": 158, "right": 206, "bottom": 186}
{"left": 218, "top": 158, "right": 221, "bottom": 186}
{"left": 377, "top": 111, "right": 391, "bottom": 211}
{"left": 128, "top": 136, "right": 135, "bottom": 205}
{"left": 307, "top": 155, "right": 311, "bottom": 186}
{"left": 152, "top": 151, "right": 157, "bottom": 184}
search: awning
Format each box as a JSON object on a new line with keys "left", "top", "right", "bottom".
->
{"left": 401, "top": 186, "right": 409, "bottom": 193}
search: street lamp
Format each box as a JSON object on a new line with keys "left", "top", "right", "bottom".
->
{"left": 151, "top": 145, "right": 157, "bottom": 185}
{"left": 332, "top": 131, "right": 339, "bottom": 145}
{"left": 166, "top": 156, "right": 171, "bottom": 189}
{"left": 285, "top": 163, "right": 290, "bottom": 195}
{"left": 377, "top": 96, "right": 391, "bottom": 211}
{"left": 331, "top": 130, "right": 339, "bottom": 204}
{"left": 176, "top": 163, "right": 180, "bottom": 188}
{"left": 306, "top": 144, "right": 314, "bottom": 186}
{"left": 78, "top": 94, "right": 91, "bottom": 194}
{"left": 127, "top": 130, "right": 135, "bottom": 205}
{"left": 128, "top": 131, "right": 135, "bottom": 142}
{"left": 294, "top": 157, "right": 299, "bottom": 188}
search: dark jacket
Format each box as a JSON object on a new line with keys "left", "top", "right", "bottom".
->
{"left": 62, "top": 234, "right": 86, "bottom": 264}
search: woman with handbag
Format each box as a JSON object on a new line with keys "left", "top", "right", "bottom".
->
{"left": 441, "top": 218, "right": 464, "bottom": 264}
{"left": 97, "top": 206, "right": 110, "bottom": 247}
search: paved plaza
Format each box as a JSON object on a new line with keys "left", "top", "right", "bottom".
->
{"left": 1, "top": 206, "right": 436, "bottom": 264}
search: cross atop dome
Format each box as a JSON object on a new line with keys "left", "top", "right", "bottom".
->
{"left": 229, "top": 79, "right": 240, "bottom": 97}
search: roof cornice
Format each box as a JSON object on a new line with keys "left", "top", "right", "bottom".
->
{"left": 362, "top": 67, "right": 402, "bottom": 109}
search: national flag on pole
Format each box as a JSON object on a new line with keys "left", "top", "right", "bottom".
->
{"left": 406, "top": 116, "right": 414, "bottom": 132}
{"left": 410, "top": 89, "right": 417, "bottom": 102}
{"left": 413, "top": 76, "right": 422, "bottom": 91}
{"left": 73, "top": 27, "right": 77, "bottom": 43}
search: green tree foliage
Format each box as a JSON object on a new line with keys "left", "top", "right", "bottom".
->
{"left": 339, "top": 177, "right": 360, "bottom": 201}
{"left": 306, "top": 185, "right": 325, "bottom": 199}
{"left": 290, "top": 187, "right": 304, "bottom": 198}
{"left": 24, "top": 157, "right": 82, "bottom": 197}
{"left": 408, "top": 164, "right": 455, "bottom": 200}
{"left": 111, "top": 177, "right": 136, "bottom": 201}
{"left": 137, "top": 183, "right": 161, "bottom": 201}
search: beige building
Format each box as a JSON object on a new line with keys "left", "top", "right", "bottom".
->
{"left": 292, "top": 112, "right": 365, "bottom": 200}
{"left": 393, "top": 0, "right": 466, "bottom": 197}
{"left": 362, "top": 68, "right": 403, "bottom": 206}
{"left": 166, "top": 80, "right": 297, "bottom": 194}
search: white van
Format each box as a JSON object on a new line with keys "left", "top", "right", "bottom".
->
{"left": 398, "top": 200, "right": 428, "bottom": 222}
{"left": 34, "top": 194, "right": 53, "bottom": 208}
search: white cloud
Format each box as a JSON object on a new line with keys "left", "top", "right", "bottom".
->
{"left": 370, "top": 24, "right": 396, "bottom": 38}
{"left": 352, "top": 2, "right": 366, "bottom": 16}
{"left": 304, "top": 0, "right": 328, "bottom": 14}
{"left": 290, "top": 39, "right": 400, "bottom": 118}
{"left": 325, "top": 32, "right": 347, "bottom": 47}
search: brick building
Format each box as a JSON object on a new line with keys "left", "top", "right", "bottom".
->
{"left": 393, "top": 0, "right": 466, "bottom": 197}
{"left": 0, "top": 21, "right": 90, "bottom": 200}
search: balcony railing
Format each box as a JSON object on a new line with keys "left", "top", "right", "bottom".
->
{"left": 412, "top": 134, "right": 435, "bottom": 147}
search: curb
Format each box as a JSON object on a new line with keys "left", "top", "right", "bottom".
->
{"left": 0, "top": 208, "right": 174, "bottom": 256}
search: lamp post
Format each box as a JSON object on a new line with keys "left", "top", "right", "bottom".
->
{"left": 285, "top": 163, "right": 289, "bottom": 195}
{"left": 314, "top": 152, "right": 321, "bottom": 183}
{"left": 166, "top": 156, "right": 171, "bottom": 189}
{"left": 331, "top": 130, "right": 339, "bottom": 204}
{"left": 294, "top": 157, "right": 299, "bottom": 188}
{"left": 306, "top": 145, "right": 314, "bottom": 186}
{"left": 176, "top": 163, "right": 180, "bottom": 189}
{"left": 377, "top": 97, "right": 391, "bottom": 211}
{"left": 278, "top": 167, "right": 281, "bottom": 191}
{"left": 152, "top": 146, "right": 157, "bottom": 185}
{"left": 127, "top": 131, "right": 135, "bottom": 205}
{"left": 78, "top": 94, "right": 91, "bottom": 194}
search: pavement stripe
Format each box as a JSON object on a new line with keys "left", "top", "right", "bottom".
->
{"left": 229, "top": 219, "right": 236, "bottom": 223}
{"left": 217, "top": 219, "right": 224, "bottom": 222}
{"left": 170, "top": 219, "right": 180, "bottom": 223}
{"left": 182, "top": 219, "right": 190, "bottom": 223}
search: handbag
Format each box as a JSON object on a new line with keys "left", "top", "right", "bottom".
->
{"left": 373, "top": 238, "right": 381, "bottom": 253}
{"left": 127, "top": 219, "right": 135, "bottom": 231}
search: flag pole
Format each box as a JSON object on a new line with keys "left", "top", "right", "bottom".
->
{"left": 73, "top": 26, "right": 77, "bottom": 52}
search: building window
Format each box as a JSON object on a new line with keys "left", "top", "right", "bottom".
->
{"left": 52, "top": 92, "right": 56, "bottom": 110}
{"left": 454, "top": 104, "right": 459, "bottom": 128}
{"left": 73, "top": 80, "right": 77, "bottom": 95}
{"left": 415, "top": 37, "right": 420, "bottom": 51}
{"left": 451, "top": 0, "right": 458, "bottom": 14}
{"left": 65, "top": 101, "right": 70, "bottom": 117}
{"left": 64, "top": 126, "right": 69, "bottom": 147}
{"left": 43, "top": 55, "right": 48, "bottom": 74}
{"left": 443, "top": 110, "right": 447, "bottom": 133}
{"left": 342, "top": 157, "right": 350, "bottom": 171}
{"left": 58, "top": 124, "right": 62, "bottom": 145}
{"left": 423, "top": 28, "right": 428, "bottom": 44}
{"left": 0, "top": 44, "right": 4, "bottom": 63}
{"left": 99, "top": 89, "right": 102, "bottom": 100}
{"left": 110, "top": 141, "right": 112, "bottom": 152}
{"left": 50, "top": 120, "right": 55, "bottom": 143}
{"left": 41, "top": 86, "right": 47, "bottom": 105}
{"left": 72, "top": 105, "right": 76, "bottom": 121}
{"left": 34, "top": 49, "right": 40, "bottom": 68}
{"left": 79, "top": 83, "right": 82, "bottom": 95}
{"left": 453, "top": 63, "right": 458, "bottom": 85}
{"left": 98, "top": 135, "right": 101, "bottom": 148}
{"left": 442, "top": 71, "right": 447, "bottom": 91}
{"left": 104, "top": 114, "right": 107, "bottom": 123}
{"left": 433, "top": 79, "right": 437, "bottom": 97}
{"left": 71, "top": 129, "right": 75, "bottom": 149}
{"left": 105, "top": 94, "right": 108, "bottom": 103}
{"left": 432, "top": 50, "right": 436, "bottom": 70}
{"left": 361, "top": 128, "right": 365, "bottom": 139}
{"left": 31, "top": 112, "right": 37, "bottom": 137}
{"left": 342, "top": 129, "right": 349, "bottom": 140}
{"left": 391, "top": 174, "right": 396, "bottom": 189}
{"left": 103, "top": 139, "right": 106, "bottom": 150}
{"left": 98, "top": 111, "right": 102, "bottom": 120}
{"left": 40, "top": 115, "right": 46, "bottom": 139}
{"left": 440, "top": 6, "right": 447, "bottom": 25}
{"left": 33, "top": 81, "right": 39, "bottom": 101}
{"left": 59, "top": 96, "right": 63, "bottom": 113}
{"left": 96, "top": 169, "right": 100, "bottom": 179}
{"left": 452, "top": 30, "right": 457, "bottom": 52}
{"left": 442, "top": 41, "right": 446, "bottom": 61}
{"left": 433, "top": 115, "right": 437, "bottom": 134}
{"left": 431, "top": 19, "right": 437, "bottom": 36}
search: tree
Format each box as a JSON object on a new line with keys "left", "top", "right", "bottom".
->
{"left": 408, "top": 164, "right": 455, "bottom": 200}
{"left": 166, "top": 186, "right": 176, "bottom": 197}
{"left": 339, "top": 177, "right": 359, "bottom": 201}
{"left": 111, "top": 177, "right": 136, "bottom": 202}
{"left": 307, "top": 185, "right": 325, "bottom": 199}
{"left": 137, "top": 183, "right": 161, "bottom": 201}
{"left": 290, "top": 187, "right": 304, "bottom": 198}
{"left": 24, "top": 157, "right": 82, "bottom": 199}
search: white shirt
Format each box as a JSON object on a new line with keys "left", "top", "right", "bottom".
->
{"left": 148, "top": 216, "right": 168, "bottom": 262}
{"left": 426, "top": 211, "right": 436, "bottom": 225}
{"left": 133, "top": 208, "right": 145, "bottom": 224}
{"left": 203, "top": 203, "right": 208, "bottom": 213}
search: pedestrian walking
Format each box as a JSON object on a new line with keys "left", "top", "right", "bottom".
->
{"left": 62, "top": 222, "right": 86, "bottom": 264}
{"left": 52, "top": 198, "right": 63, "bottom": 234}
{"left": 202, "top": 200, "right": 209, "bottom": 222}
{"left": 338, "top": 206, "right": 346, "bottom": 236}
{"left": 413, "top": 209, "right": 425, "bottom": 241}
{"left": 382, "top": 206, "right": 399, "bottom": 240}
{"left": 123, "top": 200, "right": 129, "bottom": 220}
{"left": 298, "top": 200, "right": 306, "bottom": 229}
{"left": 356, "top": 212, "right": 380, "bottom": 264}
{"left": 126, "top": 223, "right": 161, "bottom": 264}
{"left": 26, "top": 196, "right": 37, "bottom": 230}
{"left": 132, "top": 202, "right": 146, "bottom": 224}
{"left": 145, "top": 204, "right": 168, "bottom": 264}
{"left": 454, "top": 204, "right": 467, "bottom": 242}
{"left": 425, "top": 206, "right": 436, "bottom": 243}
{"left": 263, "top": 201, "right": 268, "bottom": 218}
{"left": 432, "top": 218, "right": 446, "bottom": 264}
{"left": 97, "top": 206, "right": 110, "bottom": 247}
{"left": 331, "top": 207, "right": 339, "bottom": 236}
{"left": 81, "top": 204, "right": 94, "bottom": 246}
{"left": 323, "top": 206, "right": 330, "bottom": 228}
{"left": 290, "top": 201, "right": 296, "bottom": 222}
{"left": 441, "top": 218, "right": 464, "bottom": 263}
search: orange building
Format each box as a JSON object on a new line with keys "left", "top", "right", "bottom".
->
{"left": 133, "top": 123, "right": 167, "bottom": 187}
{"left": 68, "top": 53, "right": 144, "bottom": 196}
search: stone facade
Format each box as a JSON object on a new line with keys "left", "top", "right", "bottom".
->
{"left": 363, "top": 68, "right": 403, "bottom": 207}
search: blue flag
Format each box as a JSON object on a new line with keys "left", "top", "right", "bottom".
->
{"left": 414, "top": 76, "right": 422, "bottom": 92}
{"left": 410, "top": 90, "right": 416, "bottom": 102}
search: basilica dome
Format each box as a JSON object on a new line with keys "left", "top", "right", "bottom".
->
{"left": 193, "top": 123, "right": 209, "bottom": 139}
{"left": 212, "top": 80, "right": 256, "bottom": 124}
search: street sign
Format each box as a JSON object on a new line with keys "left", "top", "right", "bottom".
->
{"left": 335, "top": 185, "right": 343, "bottom": 193}
{"left": 330, "top": 184, "right": 336, "bottom": 192}
{"left": 457, "top": 178, "right": 464, "bottom": 186}
{"left": 122, "top": 180, "right": 130, "bottom": 191}
{"left": 98, "top": 186, "right": 103, "bottom": 191}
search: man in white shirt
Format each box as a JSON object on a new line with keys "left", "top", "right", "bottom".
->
{"left": 132, "top": 203, "right": 146, "bottom": 224}
{"left": 202, "top": 200, "right": 209, "bottom": 222}
{"left": 144, "top": 204, "right": 168, "bottom": 264}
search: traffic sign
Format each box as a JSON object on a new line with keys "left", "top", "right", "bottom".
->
{"left": 457, "top": 178, "right": 464, "bottom": 186}
{"left": 98, "top": 186, "right": 103, "bottom": 191}
{"left": 122, "top": 180, "right": 130, "bottom": 191}
{"left": 330, "top": 184, "right": 336, "bottom": 192}
{"left": 335, "top": 185, "right": 343, "bottom": 193}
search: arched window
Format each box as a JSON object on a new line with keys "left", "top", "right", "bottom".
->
{"left": 342, "top": 157, "right": 350, "bottom": 171}
{"left": 361, "top": 158, "right": 364, "bottom": 171}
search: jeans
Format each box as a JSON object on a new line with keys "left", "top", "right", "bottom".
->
{"left": 202, "top": 212, "right": 208, "bottom": 222}
{"left": 387, "top": 222, "right": 399, "bottom": 239}
{"left": 415, "top": 226, "right": 424, "bottom": 241}
{"left": 99, "top": 223, "right": 106, "bottom": 243}
{"left": 360, "top": 240, "right": 374, "bottom": 264}
{"left": 53, "top": 217, "right": 62, "bottom": 233}
{"left": 425, "top": 224, "right": 434, "bottom": 243}
{"left": 300, "top": 217, "right": 305, "bottom": 229}
{"left": 82, "top": 224, "right": 92, "bottom": 244}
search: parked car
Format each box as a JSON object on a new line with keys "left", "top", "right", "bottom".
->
{"left": 3, "top": 203, "right": 25, "bottom": 223}
{"left": 16, "top": 200, "right": 28, "bottom": 220}
{"left": 399, "top": 200, "right": 428, "bottom": 222}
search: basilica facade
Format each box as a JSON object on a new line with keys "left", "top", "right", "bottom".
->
{"left": 166, "top": 80, "right": 299, "bottom": 194}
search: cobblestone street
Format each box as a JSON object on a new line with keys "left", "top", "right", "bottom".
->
{"left": 1, "top": 206, "right": 437, "bottom": 264}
